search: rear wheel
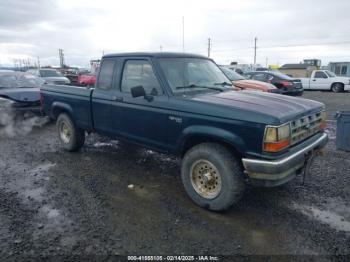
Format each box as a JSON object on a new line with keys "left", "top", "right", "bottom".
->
{"left": 331, "top": 83, "right": 343, "bottom": 93}
{"left": 56, "top": 113, "right": 85, "bottom": 151}
{"left": 181, "top": 143, "right": 245, "bottom": 211}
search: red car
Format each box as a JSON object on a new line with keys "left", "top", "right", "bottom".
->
{"left": 77, "top": 73, "right": 96, "bottom": 87}
{"left": 220, "top": 67, "right": 278, "bottom": 93}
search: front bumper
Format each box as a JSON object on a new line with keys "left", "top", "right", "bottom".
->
{"left": 273, "top": 88, "right": 303, "bottom": 96}
{"left": 284, "top": 89, "right": 304, "bottom": 96}
{"left": 242, "top": 132, "right": 328, "bottom": 187}
{"left": 12, "top": 106, "right": 41, "bottom": 114}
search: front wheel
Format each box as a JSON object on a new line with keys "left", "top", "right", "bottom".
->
{"left": 56, "top": 113, "right": 85, "bottom": 151}
{"left": 181, "top": 143, "right": 245, "bottom": 211}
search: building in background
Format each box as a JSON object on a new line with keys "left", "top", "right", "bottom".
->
{"left": 303, "top": 59, "right": 321, "bottom": 69}
{"left": 279, "top": 63, "right": 317, "bottom": 78}
{"left": 328, "top": 62, "right": 350, "bottom": 77}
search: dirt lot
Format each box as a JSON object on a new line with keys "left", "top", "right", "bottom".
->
{"left": 0, "top": 91, "right": 349, "bottom": 260}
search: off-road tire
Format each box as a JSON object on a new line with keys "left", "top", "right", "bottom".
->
{"left": 56, "top": 113, "right": 85, "bottom": 151}
{"left": 181, "top": 143, "right": 245, "bottom": 211}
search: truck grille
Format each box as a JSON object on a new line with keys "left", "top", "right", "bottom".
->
{"left": 291, "top": 112, "right": 322, "bottom": 144}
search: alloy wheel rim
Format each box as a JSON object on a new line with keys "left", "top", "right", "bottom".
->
{"left": 59, "top": 122, "right": 71, "bottom": 144}
{"left": 190, "top": 159, "right": 222, "bottom": 199}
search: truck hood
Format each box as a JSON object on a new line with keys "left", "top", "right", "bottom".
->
{"left": 334, "top": 76, "right": 350, "bottom": 83}
{"left": 0, "top": 88, "right": 40, "bottom": 102}
{"left": 192, "top": 90, "right": 324, "bottom": 124}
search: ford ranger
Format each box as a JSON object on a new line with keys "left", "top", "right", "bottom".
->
{"left": 41, "top": 52, "right": 328, "bottom": 211}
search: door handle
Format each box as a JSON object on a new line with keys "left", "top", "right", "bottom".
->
{"left": 312, "top": 79, "right": 316, "bottom": 81}
{"left": 113, "top": 96, "right": 124, "bottom": 102}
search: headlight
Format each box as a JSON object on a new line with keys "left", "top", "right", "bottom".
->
{"left": 263, "top": 123, "right": 291, "bottom": 152}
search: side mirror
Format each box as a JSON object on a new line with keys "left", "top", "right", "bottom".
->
{"left": 131, "top": 85, "right": 146, "bottom": 98}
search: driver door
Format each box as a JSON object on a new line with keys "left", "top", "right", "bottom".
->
{"left": 115, "top": 59, "right": 169, "bottom": 151}
{"left": 310, "top": 71, "right": 329, "bottom": 90}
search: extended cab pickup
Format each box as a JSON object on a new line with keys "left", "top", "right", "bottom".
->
{"left": 301, "top": 70, "right": 350, "bottom": 93}
{"left": 41, "top": 52, "right": 328, "bottom": 211}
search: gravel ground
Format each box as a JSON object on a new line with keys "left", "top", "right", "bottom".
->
{"left": 303, "top": 90, "right": 350, "bottom": 117}
{"left": 0, "top": 91, "right": 349, "bottom": 261}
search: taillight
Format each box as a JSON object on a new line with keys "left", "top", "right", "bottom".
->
{"left": 281, "top": 81, "right": 292, "bottom": 87}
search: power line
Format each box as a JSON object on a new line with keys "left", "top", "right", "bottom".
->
{"left": 208, "top": 38, "right": 211, "bottom": 57}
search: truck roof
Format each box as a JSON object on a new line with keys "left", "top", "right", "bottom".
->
{"left": 102, "top": 52, "right": 209, "bottom": 59}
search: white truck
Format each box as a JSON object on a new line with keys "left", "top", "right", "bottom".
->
{"left": 301, "top": 70, "right": 350, "bottom": 93}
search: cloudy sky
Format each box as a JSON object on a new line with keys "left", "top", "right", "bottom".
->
{"left": 1, "top": 0, "right": 350, "bottom": 67}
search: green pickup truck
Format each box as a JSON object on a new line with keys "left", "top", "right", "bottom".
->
{"left": 41, "top": 52, "right": 328, "bottom": 211}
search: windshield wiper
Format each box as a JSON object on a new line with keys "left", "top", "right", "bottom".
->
{"left": 214, "top": 81, "right": 232, "bottom": 87}
{"left": 176, "top": 83, "right": 200, "bottom": 90}
{"left": 176, "top": 84, "right": 224, "bottom": 92}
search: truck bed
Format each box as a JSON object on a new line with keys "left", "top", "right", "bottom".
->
{"left": 41, "top": 84, "right": 94, "bottom": 130}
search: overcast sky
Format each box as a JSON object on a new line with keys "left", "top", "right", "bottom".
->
{"left": 1, "top": 0, "right": 350, "bottom": 67}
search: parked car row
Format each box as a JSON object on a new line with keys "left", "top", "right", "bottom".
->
{"left": 221, "top": 67, "right": 350, "bottom": 94}
{"left": 25, "top": 68, "right": 98, "bottom": 87}
{"left": 26, "top": 68, "right": 71, "bottom": 85}
{"left": 244, "top": 71, "right": 304, "bottom": 96}
{"left": 220, "top": 67, "right": 304, "bottom": 96}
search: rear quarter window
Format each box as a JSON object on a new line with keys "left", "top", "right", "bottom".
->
{"left": 97, "top": 59, "right": 116, "bottom": 90}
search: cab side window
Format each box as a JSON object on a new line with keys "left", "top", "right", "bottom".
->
{"left": 121, "top": 60, "right": 162, "bottom": 96}
{"left": 244, "top": 74, "right": 253, "bottom": 79}
{"left": 252, "top": 73, "right": 266, "bottom": 81}
{"left": 97, "top": 59, "right": 115, "bottom": 90}
{"left": 265, "top": 74, "right": 273, "bottom": 81}
{"left": 314, "top": 71, "right": 327, "bottom": 79}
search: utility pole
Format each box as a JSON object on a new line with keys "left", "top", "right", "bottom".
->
{"left": 37, "top": 57, "right": 41, "bottom": 68}
{"left": 59, "top": 49, "right": 65, "bottom": 68}
{"left": 160, "top": 45, "right": 163, "bottom": 52}
{"left": 182, "top": 16, "right": 185, "bottom": 52}
{"left": 207, "top": 38, "right": 211, "bottom": 57}
{"left": 254, "top": 37, "right": 257, "bottom": 64}
{"left": 265, "top": 57, "right": 268, "bottom": 68}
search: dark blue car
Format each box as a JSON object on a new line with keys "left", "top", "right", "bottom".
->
{"left": 0, "top": 71, "right": 43, "bottom": 114}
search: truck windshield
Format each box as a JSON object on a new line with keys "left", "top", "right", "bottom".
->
{"left": 158, "top": 58, "right": 232, "bottom": 95}
{"left": 325, "top": 70, "right": 336, "bottom": 77}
